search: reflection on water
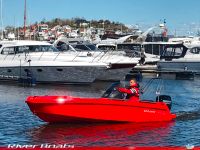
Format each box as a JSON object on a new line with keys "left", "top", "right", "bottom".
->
{"left": 0, "top": 78, "right": 200, "bottom": 146}
{"left": 28, "top": 122, "right": 174, "bottom": 146}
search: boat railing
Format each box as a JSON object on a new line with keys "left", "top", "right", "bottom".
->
{"left": 91, "top": 50, "right": 107, "bottom": 62}
{"left": 1, "top": 50, "right": 32, "bottom": 62}
{"left": 53, "top": 51, "right": 61, "bottom": 61}
{"left": 12, "top": 54, "right": 17, "bottom": 61}
{"left": 2, "top": 53, "right": 20, "bottom": 61}
{"left": 71, "top": 51, "right": 84, "bottom": 61}
{"left": 0, "top": 48, "right": 138, "bottom": 64}
{"left": 38, "top": 51, "right": 45, "bottom": 61}
{"left": 53, "top": 51, "right": 87, "bottom": 62}
{"left": 93, "top": 50, "right": 117, "bottom": 63}
{"left": 3, "top": 53, "right": 9, "bottom": 61}
{"left": 89, "top": 49, "right": 134, "bottom": 63}
{"left": 36, "top": 49, "right": 134, "bottom": 63}
{"left": 98, "top": 50, "right": 136, "bottom": 63}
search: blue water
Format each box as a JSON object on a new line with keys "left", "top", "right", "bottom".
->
{"left": 0, "top": 78, "right": 200, "bottom": 147}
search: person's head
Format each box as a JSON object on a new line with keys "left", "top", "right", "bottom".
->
{"left": 129, "top": 79, "right": 137, "bottom": 87}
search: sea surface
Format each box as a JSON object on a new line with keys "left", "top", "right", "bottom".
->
{"left": 0, "top": 77, "right": 200, "bottom": 147}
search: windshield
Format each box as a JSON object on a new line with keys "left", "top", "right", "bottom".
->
{"left": 71, "top": 44, "right": 91, "bottom": 51}
{"left": 102, "top": 82, "right": 125, "bottom": 99}
{"left": 98, "top": 45, "right": 116, "bottom": 50}
{"left": 86, "top": 44, "right": 98, "bottom": 51}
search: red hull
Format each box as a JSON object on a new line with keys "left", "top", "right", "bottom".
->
{"left": 26, "top": 96, "right": 176, "bottom": 123}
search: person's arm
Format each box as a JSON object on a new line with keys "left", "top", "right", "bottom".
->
{"left": 117, "top": 87, "right": 135, "bottom": 94}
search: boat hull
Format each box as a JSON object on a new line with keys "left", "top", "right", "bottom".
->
{"left": 158, "top": 60, "right": 200, "bottom": 73}
{"left": 0, "top": 61, "right": 106, "bottom": 84}
{"left": 26, "top": 96, "right": 176, "bottom": 123}
{"left": 96, "top": 67, "right": 132, "bottom": 81}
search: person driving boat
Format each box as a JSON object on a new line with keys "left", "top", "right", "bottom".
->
{"left": 117, "top": 79, "right": 139, "bottom": 101}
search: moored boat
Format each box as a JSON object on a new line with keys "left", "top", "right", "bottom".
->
{"left": 0, "top": 40, "right": 108, "bottom": 84}
{"left": 158, "top": 42, "right": 200, "bottom": 73}
{"left": 0, "top": 40, "right": 137, "bottom": 83}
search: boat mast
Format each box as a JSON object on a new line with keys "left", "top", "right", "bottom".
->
{"left": 23, "top": 0, "right": 26, "bottom": 39}
{"left": 1, "top": 0, "right": 3, "bottom": 39}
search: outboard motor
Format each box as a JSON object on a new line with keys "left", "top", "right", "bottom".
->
{"left": 156, "top": 95, "right": 172, "bottom": 110}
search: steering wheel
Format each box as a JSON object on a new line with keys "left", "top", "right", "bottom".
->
{"left": 109, "top": 89, "right": 125, "bottom": 99}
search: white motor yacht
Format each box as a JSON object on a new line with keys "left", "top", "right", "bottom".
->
{"left": 0, "top": 40, "right": 107, "bottom": 84}
{"left": 53, "top": 38, "right": 139, "bottom": 81}
{"left": 157, "top": 42, "right": 200, "bottom": 73}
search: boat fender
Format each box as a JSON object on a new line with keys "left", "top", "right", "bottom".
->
{"left": 156, "top": 95, "right": 172, "bottom": 110}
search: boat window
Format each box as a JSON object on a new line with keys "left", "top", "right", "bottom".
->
{"left": 190, "top": 47, "right": 200, "bottom": 54}
{"left": 50, "top": 46, "right": 59, "bottom": 52}
{"left": 164, "top": 47, "right": 183, "bottom": 57}
{"left": 98, "top": 45, "right": 116, "bottom": 50}
{"left": 86, "top": 45, "right": 97, "bottom": 51}
{"left": 72, "top": 45, "right": 90, "bottom": 51}
{"left": 117, "top": 44, "right": 142, "bottom": 57}
{"left": 144, "top": 44, "right": 165, "bottom": 55}
{"left": 57, "top": 68, "right": 63, "bottom": 72}
{"left": 37, "top": 69, "right": 43, "bottom": 72}
{"left": 56, "top": 41, "right": 68, "bottom": 51}
{"left": 68, "top": 41, "right": 83, "bottom": 44}
{"left": 124, "top": 36, "right": 138, "bottom": 43}
{"left": 60, "top": 44, "right": 70, "bottom": 51}
{"left": 1, "top": 47, "right": 15, "bottom": 55}
{"left": 57, "top": 41, "right": 65, "bottom": 46}
{"left": 18, "top": 46, "right": 28, "bottom": 53}
{"left": 117, "top": 44, "right": 141, "bottom": 51}
{"left": 28, "top": 45, "right": 57, "bottom": 52}
{"left": 7, "top": 69, "right": 12, "bottom": 73}
{"left": 41, "top": 46, "right": 55, "bottom": 52}
{"left": 24, "top": 69, "right": 29, "bottom": 72}
{"left": 0, "top": 45, "right": 58, "bottom": 54}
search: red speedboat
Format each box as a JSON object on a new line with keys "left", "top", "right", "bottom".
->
{"left": 26, "top": 83, "right": 176, "bottom": 123}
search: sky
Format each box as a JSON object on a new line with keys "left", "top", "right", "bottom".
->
{"left": 2, "top": 0, "right": 200, "bottom": 35}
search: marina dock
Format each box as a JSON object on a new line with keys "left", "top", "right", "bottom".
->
{"left": 126, "top": 65, "right": 196, "bottom": 80}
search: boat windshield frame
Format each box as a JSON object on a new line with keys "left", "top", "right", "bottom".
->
{"left": 102, "top": 82, "right": 127, "bottom": 100}
{"left": 71, "top": 44, "right": 98, "bottom": 51}
{"left": 160, "top": 44, "right": 188, "bottom": 60}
